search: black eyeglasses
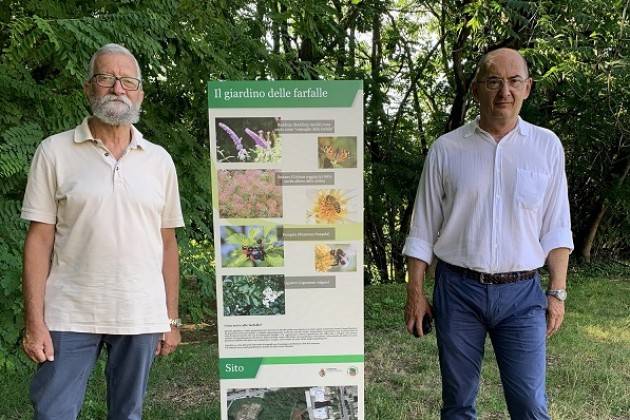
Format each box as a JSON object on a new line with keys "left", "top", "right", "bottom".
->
{"left": 91, "top": 74, "right": 142, "bottom": 91}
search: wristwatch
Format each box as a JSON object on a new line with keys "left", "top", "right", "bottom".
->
{"left": 169, "top": 318, "right": 182, "bottom": 328}
{"left": 546, "top": 289, "right": 567, "bottom": 301}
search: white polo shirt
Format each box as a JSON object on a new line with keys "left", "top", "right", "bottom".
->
{"left": 403, "top": 117, "right": 573, "bottom": 273}
{"left": 22, "top": 118, "right": 185, "bottom": 334}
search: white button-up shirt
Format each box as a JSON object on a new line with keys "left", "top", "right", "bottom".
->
{"left": 403, "top": 117, "right": 573, "bottom": 273}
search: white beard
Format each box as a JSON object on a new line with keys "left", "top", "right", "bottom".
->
{"left": 89, "top": 94, "right": 141, "bottom": 126}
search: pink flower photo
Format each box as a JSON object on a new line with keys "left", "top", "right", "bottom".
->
{"left": 217, "top": 170, "right": 283, "bottom": 218}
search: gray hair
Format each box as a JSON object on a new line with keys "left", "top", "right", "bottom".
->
{"left": 86, "top": 43, "right": 142, "bottom": 81}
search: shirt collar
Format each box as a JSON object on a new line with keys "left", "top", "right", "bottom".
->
{"left": 73, "top": 117, "right": 147, "bottom": 149}
{"left": 463, "top": 116, "right": 530, "bottom": 138}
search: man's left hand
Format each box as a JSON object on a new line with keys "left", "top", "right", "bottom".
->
{"left": 156, "top": 327, "right": 181, "bottom": 356}
{"left": 546, "top": 297, "right": 565, "bottom": 337}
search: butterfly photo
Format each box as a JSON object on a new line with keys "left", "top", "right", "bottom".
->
{"left": 318, "top": 136, "right": 357, "bottom": 168}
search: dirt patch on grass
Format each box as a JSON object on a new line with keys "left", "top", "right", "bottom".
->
{"left": 180, "top": 321, "right": 218, "bottom": 344}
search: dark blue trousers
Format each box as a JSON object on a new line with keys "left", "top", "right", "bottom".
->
{"left": 30, "top": 332, "right": 161, "bottom": 420}
{"left": 433, "top": 261, "right": 550, "bottom": 420}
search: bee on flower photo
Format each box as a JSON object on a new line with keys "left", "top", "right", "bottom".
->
{"left": 314, "top": 244, "right": 357, "bottom": 272}
{"left": 306, "top": 189, "right": 358, "bottom": 224}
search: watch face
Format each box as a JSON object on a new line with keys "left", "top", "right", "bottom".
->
{"left": 548, "top": 290, "right": 567, "bottom": 301}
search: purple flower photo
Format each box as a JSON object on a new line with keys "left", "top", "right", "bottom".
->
{"left": 215, "top": 117, "right": 281, "bottom": 163}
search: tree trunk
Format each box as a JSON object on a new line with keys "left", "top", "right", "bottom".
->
{"left": 365, "top": 213, "right": 390, "bottom": 283}
{"left": 577, "top": 155, "right": 630, "bottom": 262}
{"left": 579, "top": 202, "right": 608, "bottom": 263}
{"left": 271, "top": 1, "right": 280, "bottom": 54}
{"left": 364, "top": 1, "right": 390, "bottom": 282}
{"left": 445, "top": 2, "right": 473, "bottom": 132}
{"left": 332, "top": 0, "right": 345, "bottom": 75}
{"left": 280, "top": 3, "right": 291, "bottom": 53}
{"left": 411, "top": 82, "right": 425, "bottom": 150}
{"left": 348, "top": 24, "right": 356, "bottom": 75}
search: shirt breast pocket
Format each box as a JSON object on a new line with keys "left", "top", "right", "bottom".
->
{"left": 515, "top": 168, "right": 549, "bottom": 211}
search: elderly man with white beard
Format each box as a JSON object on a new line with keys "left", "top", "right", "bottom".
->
{"left": 21, "top": 44, "right": 184, "bottom": 420}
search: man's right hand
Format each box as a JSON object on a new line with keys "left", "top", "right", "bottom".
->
{"left": 405, "top": 292, "right": 433, "bottom": 337}
{"left": 23, "top": 323, "right": 54, "bottom": 363}
{"left": 405, "top": 257, "right": 433, "bottom": 337}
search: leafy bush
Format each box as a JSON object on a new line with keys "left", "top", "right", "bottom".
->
{"left": 222, "top": 275, "right": 285, "bottom": 316}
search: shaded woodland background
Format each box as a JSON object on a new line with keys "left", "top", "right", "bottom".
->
{"left": 0, "top": 0, "right": 628, "bottom": 368}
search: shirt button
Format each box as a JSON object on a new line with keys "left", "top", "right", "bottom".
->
{"left": 105, "top": 152, "right": 110, "bottom": 156}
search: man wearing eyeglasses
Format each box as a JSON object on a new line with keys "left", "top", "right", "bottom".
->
{"left": 404, "top": 48, "right": 572, "bottom": 419}
{"left": 21, "top": 43, "right": 184, "bottom": 420}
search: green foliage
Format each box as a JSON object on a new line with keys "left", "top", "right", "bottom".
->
{"left": 178, "top": 239, "right": 216, "bottom": 323}
{"left": 524, "top": 0, "right": 630, "bottom": 260}
{"left": 1, "top": 0, "right": 628, "bottom": 370}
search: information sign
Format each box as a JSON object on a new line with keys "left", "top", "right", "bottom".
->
{"left": 208, "top": 80, "right": 364, "bottom": 420}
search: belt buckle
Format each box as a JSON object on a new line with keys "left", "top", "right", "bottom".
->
{"left": 479, "top": 273, "right": 492, "bottom": 284}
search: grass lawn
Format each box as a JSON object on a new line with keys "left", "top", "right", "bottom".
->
{"left": 1, "top": 266, "right": 628, "bottom": 419}
{"left": 364, "top": 267, "right": 630, "bottom": 419}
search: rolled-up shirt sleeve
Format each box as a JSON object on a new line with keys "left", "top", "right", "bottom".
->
{"left": 539, "top": 140, "right": 574, "bottom": 255}
{"left": 402, "top": 145, "right": 444, "bottom": 264}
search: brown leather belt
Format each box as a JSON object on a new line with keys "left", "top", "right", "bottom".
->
{"left": 440, "top": 260, "right": 537, "bottom": 285}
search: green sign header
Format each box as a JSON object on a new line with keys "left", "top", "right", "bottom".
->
{"left": 219, "top": 354, "right": 365, "bottom": 379}
{"left": 208, "top": 80, "right": 362, "bottom": 108}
